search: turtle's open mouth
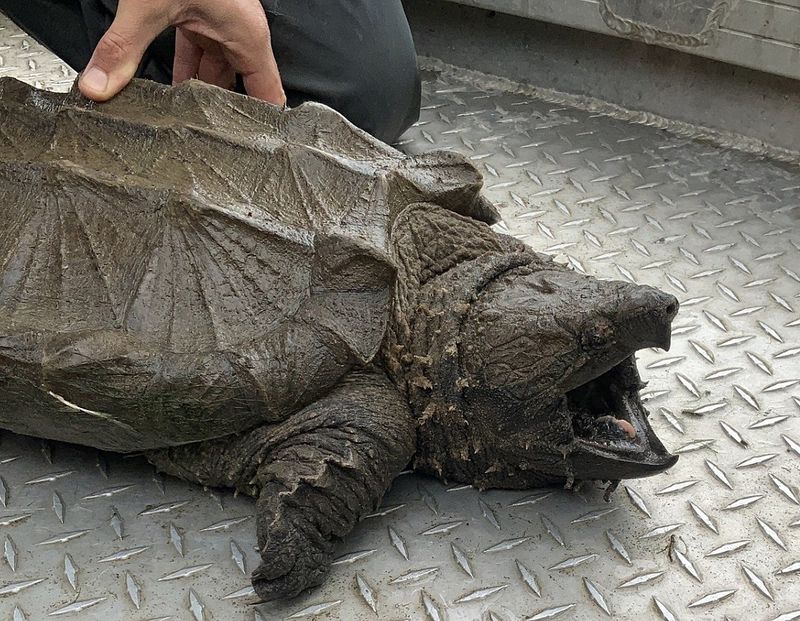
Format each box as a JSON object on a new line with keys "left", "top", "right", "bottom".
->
{"left": 568, "top": 356, "right": 645, "bottom": 450}
{"left": 563, "top": 354, "right": 678, "bottom": 476}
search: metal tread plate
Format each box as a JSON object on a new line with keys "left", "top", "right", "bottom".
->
{"left": 0, "top": 18, "right": 75, "bottom": 92}
{"left": 1, "top": 12, "right": 799, "bottom": 621}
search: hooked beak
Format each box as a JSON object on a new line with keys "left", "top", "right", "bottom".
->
{"left": 563, "top": 288, "right": 680, "bottom": 481}
{"left": 620, "top": 286, "right": 679, "bottom": 351}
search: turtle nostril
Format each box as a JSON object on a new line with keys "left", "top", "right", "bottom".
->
{"left": 648, "top": 289, "right": 679, "bottom": 322}
{"left": 625, "top": 288, "right": 679, "bottom": 350}
{"left": 665, "top": 301, "right": 678, "bottom": 319}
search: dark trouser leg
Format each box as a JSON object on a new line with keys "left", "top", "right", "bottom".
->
{"left": 0, "top": 0, "right": 420, "bottom": 142}
{"left": 265, "top": 0, "right": 421, "bottom": 143}
{"left": 0, "top": 0, "right": 91, "bottom": 70}
{"left": 147, "top": 369, "right": 415, "bottom": 599}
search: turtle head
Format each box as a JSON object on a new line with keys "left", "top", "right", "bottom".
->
{"left": 412, "top": 256, "right": 679, "bottom": 490}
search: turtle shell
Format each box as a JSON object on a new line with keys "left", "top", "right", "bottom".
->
{"left": 0, "top": 77, "right": 496, "bottom": 451}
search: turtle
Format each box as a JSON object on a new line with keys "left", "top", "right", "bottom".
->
{"left": 0, "top": 76, "right": 679, "bottom": 600}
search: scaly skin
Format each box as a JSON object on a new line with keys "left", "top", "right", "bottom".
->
{"left": 384, "top": 203, "right": 678, "bottom": 489}
{"left": 149, "top": 202, "right": 678, "bottom": 599}
{"left": 148, "top": 369, "right": 415, "bottom": 600}
{"left": 0, "top": 76, "right": 679, "bottom": 601}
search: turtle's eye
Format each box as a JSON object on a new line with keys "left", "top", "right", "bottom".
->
{"left": 528, "top": 274, "right": 555, "bottom": 294}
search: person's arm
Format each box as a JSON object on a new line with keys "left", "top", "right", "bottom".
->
{"left": 79, "top": 0, "right": 285, "bottom": 104}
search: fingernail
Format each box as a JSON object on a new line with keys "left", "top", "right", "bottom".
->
{"left": 81, "top": 66, "right": 109, "bottom": 94}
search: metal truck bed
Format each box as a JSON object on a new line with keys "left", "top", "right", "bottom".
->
{"left": 0, "top": 11, "right": 798, "bottom": 621}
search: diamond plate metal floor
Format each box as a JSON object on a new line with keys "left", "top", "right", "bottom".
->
{"left": 1, "top": 12, "right": 799, "bottom": 621}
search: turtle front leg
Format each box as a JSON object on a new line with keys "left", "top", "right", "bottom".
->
{"left": 147, "top": 369, "right": 415, "bottom": 600}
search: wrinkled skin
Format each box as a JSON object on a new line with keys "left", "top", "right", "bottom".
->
{"left": 0, "top": 77, "right": 679, "bottom": 601}
{"left": 152, "top": 204, "right": 680, "bottom": 599}
{"left": 415, "top": 258, "right": 678, "bottom": 488}
{"left": 385, "top": 204, "right": 679, "bottom": 490}
{"left": 149, "top": 369, "right": 415, "bottom": 598}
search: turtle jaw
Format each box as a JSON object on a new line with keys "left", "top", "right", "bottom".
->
{"left": 563, "top": 355, "right": 678, "bottom": 481}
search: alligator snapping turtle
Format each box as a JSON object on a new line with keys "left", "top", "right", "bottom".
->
{"left": 0, "top": 77, "right": 679, "bottom": 599}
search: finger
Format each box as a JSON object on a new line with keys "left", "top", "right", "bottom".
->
{"left": 212, "top": 5, "right": 285, "bottom": 104}
{"left": 224, "top": 36, "right": 285, "bottom": 104}
{"left": 173, "top": 28, "right": 202, "bottom": 85}
{"left": 188, "top": 33, "right": 236, "bottom": 90}
{"left": 240, "top": 51, "right": 285, "bottom": 105}
{"left": 79, "top": 0, "right": 170, "bottom": 101}
{"left": 198, "top": 53, "right": 236, "bottom": 91}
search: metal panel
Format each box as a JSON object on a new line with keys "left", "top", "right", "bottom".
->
{"left": 1, "top": 12, "right": 800, "bottom": 621}
{"left": 728, "top": 1, "right": 800, "bottom": 44}
{"left": 445, "top": 0, "right": 800, "bottom": 82}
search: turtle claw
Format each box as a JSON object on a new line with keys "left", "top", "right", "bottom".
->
{"left": 251, "top": 538, "right": 330, "bottom": 601}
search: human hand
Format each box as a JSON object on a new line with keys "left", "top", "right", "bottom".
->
{"left": 79, "top": 0, "right": 285, "bottom": 105}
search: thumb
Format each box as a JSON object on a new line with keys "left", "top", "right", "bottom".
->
{"left": 79, "top": 2, "right": 167, "bottom": 101}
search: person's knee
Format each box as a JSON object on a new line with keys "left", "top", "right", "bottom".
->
{"left": 339, "top": 46, "right": 421, "bottom": 144}
{"left": 267, "top": 0, "right": 421, "bottom": 143}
